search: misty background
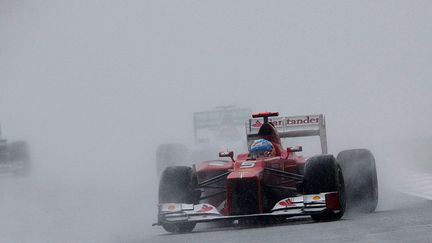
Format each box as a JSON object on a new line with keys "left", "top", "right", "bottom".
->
{"left": 1, "top": 1, "right": 432, "bottom": 242}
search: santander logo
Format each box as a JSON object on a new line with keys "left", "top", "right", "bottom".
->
{"left": 286, "top": 116, "right": 319, "bottom": 126}
{"left": 279, "top": 199, "right": 294, "bottom": 207}
{"left": 251, "top": 119, "right": 284, "bottom": 128}
{"left": 251, "top": 116, "right": 319, "bottom": 128}
{"left": 251, "top": 120, "right": 263, "bottom": 128}
{"left": 197, "top": 204, "right": 213, "bottom": 213}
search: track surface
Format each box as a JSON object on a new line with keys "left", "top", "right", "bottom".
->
{"left": 140, "top": 166, "right": 432, "bottom": 243}
{"left": 142, "top": 196, "right": 432, "bottom": 243}
{"left": 1, "top": 171, "right": 432, "bottom": 242}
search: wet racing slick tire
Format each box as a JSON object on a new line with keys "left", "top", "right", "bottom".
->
{"left": 156, "top": 143, "right": 188, "bottom": 177}
{"left": 158, "top": 166, "right": 200, "bottom": 233}
{"left": 304, "top": 155, "right": 346, "bottom": 222}
{"left": 337, "top": 149, "right": 378, "bottom": 213}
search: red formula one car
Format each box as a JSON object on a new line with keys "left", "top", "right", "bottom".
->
{"left": 154, "top": 112, "right": 378, "bottom": 233}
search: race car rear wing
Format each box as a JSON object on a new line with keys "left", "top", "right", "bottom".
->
{"left": 245, "top": 114, "right": 328, "bottom": 154}
{"left": 193, "top": 107, "right": 252, "bottom": 143}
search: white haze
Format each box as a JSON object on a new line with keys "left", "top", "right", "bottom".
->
{"left": 1, "top": 1, "right": 432, "bottom": 242}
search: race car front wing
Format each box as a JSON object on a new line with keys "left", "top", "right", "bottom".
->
{"left": 153, "top": 192, "right": 340, "bottom": 226}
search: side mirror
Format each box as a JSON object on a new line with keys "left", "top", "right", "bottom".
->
{"left": 287, "top": 146, "right": 302, "bottom": 153}
{"left": 219, "top": 151, "right": 234, "bottom": 162}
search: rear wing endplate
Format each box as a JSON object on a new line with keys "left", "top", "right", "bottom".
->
{"left": 246, "top": 114, "right": 328, "bottom": 154}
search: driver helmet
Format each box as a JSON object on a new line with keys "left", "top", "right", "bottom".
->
{"left": 249, "top": 139, "right": 275, "bottom": 157}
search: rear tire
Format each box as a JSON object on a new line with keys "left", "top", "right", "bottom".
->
{"left": 159, "top": 166, "right": 200, "bottom": 233}
{"left": 337, "top": 149, "right": 378, "bottom": 213}
{"left": 304, "top": 155, "right": 346, "bottom": 221}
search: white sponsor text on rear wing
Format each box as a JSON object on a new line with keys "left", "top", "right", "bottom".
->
{"left": 245, "top": 114, "right": 328, "bottom": 154}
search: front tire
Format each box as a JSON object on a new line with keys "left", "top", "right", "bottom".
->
{"left": 158, "top": 166, "right": 200, "bottom": 233}
{"left": 337, "top": 149, "right": 378, "bottom": 213}
{"left": 304, "top": 155, "right": 346, "bottom": 221}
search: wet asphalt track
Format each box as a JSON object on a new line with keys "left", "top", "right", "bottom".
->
{"left": 140, "top": 191, "right": 432, "bottom": 243}
{"left": 1, "top": 171, "right": 432, "bottom": 243}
